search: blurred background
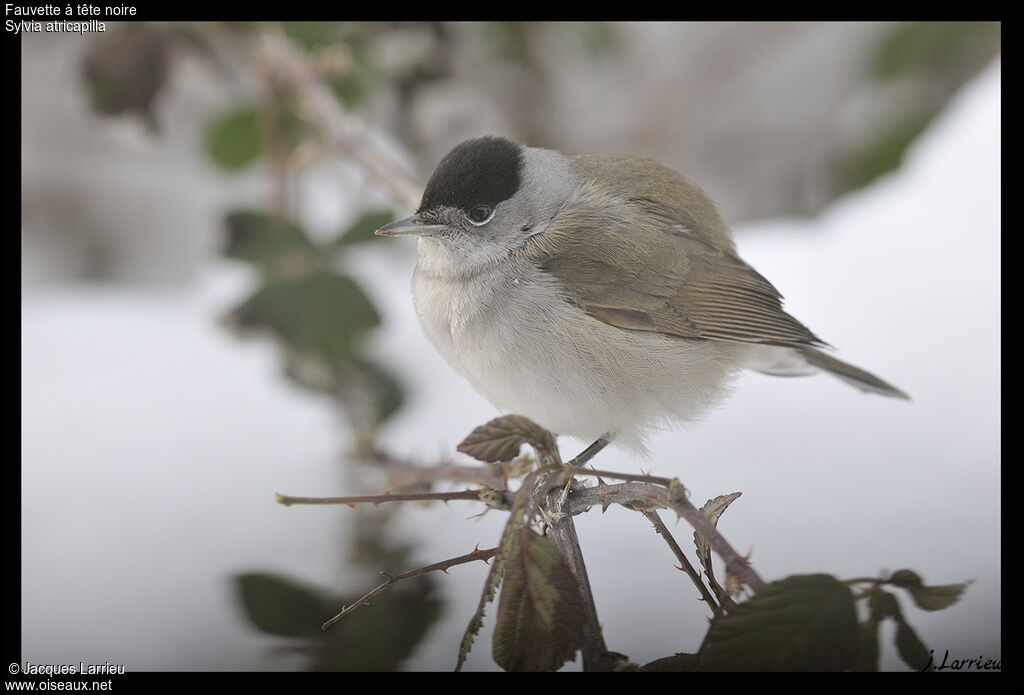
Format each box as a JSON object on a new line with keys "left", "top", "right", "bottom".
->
{"left": 20, "top": 21, "right": 1001, "bottom": 671}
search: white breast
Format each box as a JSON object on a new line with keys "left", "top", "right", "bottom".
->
{"left": 411, "top": 237, "right": 750, "bottom": 450}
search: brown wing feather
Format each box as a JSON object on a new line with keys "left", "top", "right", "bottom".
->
{"left": 531, "top": 156, "right": 825, "bottom": 348}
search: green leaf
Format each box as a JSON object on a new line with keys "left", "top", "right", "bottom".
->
{"left": 223, "top": 210, "right": 317, "bottom": 272}
{"left": 906, "top": 583, "right": 969, "bottom": 612}
{"left": 854, "top": 619, "right": 881, "bottom": 672}
{"left": 457, "top": 483, "right": 535, "bottom": 671}
{"left": 314, "top": 579, "right": 442, "bottom": 672}
{"left": 641, "top": 653, "right": 699, "bottom": 672}
{"left": 888, "top": 568, "right": 924, "bottom": 588}
{"left": 492, "top": 526, "right": 585, "bottom": 671}
{"left": 331, "top": 63, "right": 379, "bottom": 109}
{"left": 207, "top": 107, "right": 262, "bottom": 171}
{"left": 235, "top": 572, "right": 337, "bottom": 638}
{"left": 867, "top": 588, "right": 902, "bottom": 621}
{"left": 334, "top": 209, "right": 400, "bottom": 246}
{"left": 889, "top": 569, "right": 969, "bottom": 611}
{"left": 457, "top": 415, "right": 558, "bottom": 464}
{"left": 894, "top": 618, "right": 933, "bottom": 672}
{"left": 236, "top": 571, "right": 442, "bottom": 671}
{"left": 228, "top": 271, "right": 380, "bottom": 365}
{"left": 697, "top": 574, "right": 859, "bottom": 671}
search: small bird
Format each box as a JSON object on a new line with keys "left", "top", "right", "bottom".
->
{"left": 377, "top": 136, "right": 908, "bottom": 457}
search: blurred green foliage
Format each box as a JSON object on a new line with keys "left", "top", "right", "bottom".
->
{"left": 573, "top": 21, "right": 622, "bottom": 57}
{"left": 281, "top": 21, "right": 384, "bottom": 108}
{"left": 203, "top": 23, "right": 411, "bottom": 439}
{"left": 77, "top": 19, "right": 431, "bottom": 671}
{"left": 220, "top": 208, "right": 404, "bottom": 433}
{"left": 235, "top": 572, "right": 441, "bottom": 671}
{"left": 80, "top": 23, "right": 171, "bottom": 129}
{"left": 872, "top": 21, "right": 1000, "bottom": 79}
{"left": 839, "top": 21, "right": 999, "bottom": 194}
{"left": 633, "top": 571, "right": 962, "bottom": 672}
{"left": 206, "top": 108, "right": 262, "bottom": 171}
{"left": 695, "top": 574, "right": 859, "bottom": 671}
{"left": 207, "top": 25, "right": 437, "bottom": 671}
{"left": 280, "top": 21, "right": 344, "bottom": 52}
{"left": 231, "top": 271, "right": 380, "bottom": 365}
{"left": 840, "top": 119, "right": 929, "bottom": 193}
{"left": 223, "top": 210, "right": 316, "bottom": 269}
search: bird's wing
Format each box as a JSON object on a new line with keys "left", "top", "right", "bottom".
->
{"left": 531, "top": 157, "right": 824, "bottom": 348}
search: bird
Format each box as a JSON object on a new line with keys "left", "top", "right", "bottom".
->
{"left": 376, "top": 135, "right": 908, "bottom": 460}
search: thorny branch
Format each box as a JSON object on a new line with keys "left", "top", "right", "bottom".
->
{"left": 567, "top": 477, "right": 767, "bottom": 593}
{"left": 359, "top": 447, "right": 513, "bottom": 490}
{"left": 643, "top": 509, "right": 723, "bottom": 617}
{"left": 542, "top": 475, "right": 611, "bottom": 670}
{"left": 321, "top": 546, "right": 498, "bottom": 630}
{"left": 278, "top": 458, "right": 767, "bottom": 615}
{"left": 275, "top": 488, "right": 506, "bottom": 508}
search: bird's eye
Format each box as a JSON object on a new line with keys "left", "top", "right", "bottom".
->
{"left": 467, "top": 205, "right": 493, "bottom": 225}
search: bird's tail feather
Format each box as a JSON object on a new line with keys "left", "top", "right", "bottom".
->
{"left": 796, "top": 346, "right": 910, "bottom": 400}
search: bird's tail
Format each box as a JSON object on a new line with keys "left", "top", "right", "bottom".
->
{"left": 796, "top": 345, "right": 910, "bottom": 400}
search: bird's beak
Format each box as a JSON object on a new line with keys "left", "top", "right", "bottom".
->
{"left": 375, "top": 214, "right": 447, "bottom": 238}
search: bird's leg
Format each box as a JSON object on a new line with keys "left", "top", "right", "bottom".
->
{"left": 534, "top": 434, "right": 612, "bottom": 510}
{"left": 566, "top": 433, "right": 613, "bottom": 468}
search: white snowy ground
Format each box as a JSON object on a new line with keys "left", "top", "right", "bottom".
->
{"left": 21, "top": 59, "right": 1000, "bottom": 671}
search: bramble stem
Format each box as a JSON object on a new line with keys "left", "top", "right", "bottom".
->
{"left": 275, "top": 489, "right": 485, "bottom": 507}
{"left": 322, "top": 546, "right": 498, "bottom": 630}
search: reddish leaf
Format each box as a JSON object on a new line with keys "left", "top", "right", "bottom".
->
{"left": 458, "top": 415, "right": 557, "bottom": 464}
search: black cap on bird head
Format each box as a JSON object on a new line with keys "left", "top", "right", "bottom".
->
{"left": 418, "top": 136, "right": 524, "bottom": 217}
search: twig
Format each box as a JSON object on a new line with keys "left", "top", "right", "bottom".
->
{"left": 643, "top": 509, "right": 723, "bottom": 618}
{"left": 567, "top": 481, "right": 673, "bottom": 514}
{"left": 515, "top": 438, "right": 618, "bottom": 671}
{"left": 543, "top": 477, "right": 613, "bottom": 670}
{"left": 566, "top": 466, "right": 676, "bottom": 487}
{"left": 257, "top": 30, "right": 423, "bottom": 211}
{"left": 358, "top": 447, "right": 510, "bottom": 490}
{"left": 322, "top": 546, "right": 498, "bottom": 630}
{"left": 275, "top": 489, "right": 491, "bottom": 507}
{"left": 701, "top": 559, "right": 738, "bottom": 612}
{"left": 843, "top": 576, "right": 889, "bottom": 585}
{"left": 567, "top": 481, "right": 767, "bottom": 593}
{"left": 662, "top": 487, "right": 766, "bottom": 593}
